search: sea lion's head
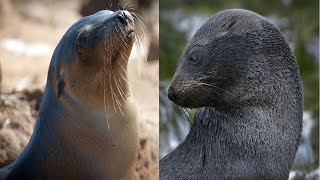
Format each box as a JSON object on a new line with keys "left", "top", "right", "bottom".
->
{"left": 168, "top": 9, "right": 300, "bottom": 109}
{"left": 48, "top": 10, "right": 143, "bottom": 107}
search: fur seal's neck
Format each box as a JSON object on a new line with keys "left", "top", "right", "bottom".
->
{"left": 161, "top": 104, "right": 301, "bottom": 179}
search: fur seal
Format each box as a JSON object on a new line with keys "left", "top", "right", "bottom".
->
{"left": 160, "top": 9, "right": 303, "bottom": 180}
{"left": 0, "top": 9, "right": 143, "bottom": 180}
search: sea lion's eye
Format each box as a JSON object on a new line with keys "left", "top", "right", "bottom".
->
{"left": 189, "top": 51, "right": 201, "bottom": 64}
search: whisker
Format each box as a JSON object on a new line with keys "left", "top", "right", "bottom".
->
{"left": 199, "top": 82, "right": 235, "bottom": 97}
{"left": 112, "top": 82, "right": 124, "bottom": 116}
{"left": 198, "top": 76, "right": 227, "bottom": 80}
{"left": 114, "top": 73, "right": 126, "bottom": 102}
{"left": 108, "top": 0, "right": 113, "bottom": 10}
{"left": 103, "top": 54, "right": 110, "bottom": 130}
{"left": 109, "top": 69, "right": 117, "bottom": 113}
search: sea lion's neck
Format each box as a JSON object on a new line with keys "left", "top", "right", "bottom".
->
{"left": 80, "top": 64, "right": 131, "bottom": 108}
{"left": 9, "top": 81, "right": 137, "bottom": 179}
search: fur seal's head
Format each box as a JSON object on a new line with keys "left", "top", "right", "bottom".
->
{"left": 168, "top": 9, "right": 301, "bottom": 109}
{"left": 49, "top": 10, "right": 143, "bottom": 107}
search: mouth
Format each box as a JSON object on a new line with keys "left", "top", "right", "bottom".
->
{"left": 126, "top": 28, "right": 135, "bottom": 37}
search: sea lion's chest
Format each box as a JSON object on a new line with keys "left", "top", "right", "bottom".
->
{"left": 43, "top": 98, "right": 138, "bottom": 179}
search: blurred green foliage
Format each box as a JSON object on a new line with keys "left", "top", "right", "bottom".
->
{"left": 159, "top": 20, "right": 187, "bottom": 80}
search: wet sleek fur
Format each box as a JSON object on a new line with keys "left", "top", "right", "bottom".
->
{"left": 0, "top": 10, "right": 142, "bottom": 180}
{"left": 160, "top": 9, "right": 303, "bottom": 180}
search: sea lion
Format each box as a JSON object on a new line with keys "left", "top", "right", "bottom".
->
{"left": 160, "top": 9, "right": 303, "bottom": 180}
{"left": 0, "top": 9, "right": 143, "bottom": 180}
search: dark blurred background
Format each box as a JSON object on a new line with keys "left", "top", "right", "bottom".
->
{"left": 159, "top": 1, "right": 319, "bottom": 179}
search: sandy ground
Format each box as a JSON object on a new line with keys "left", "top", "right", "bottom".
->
{"left": 0, "top": 0, "right": 159, "bottom": 179}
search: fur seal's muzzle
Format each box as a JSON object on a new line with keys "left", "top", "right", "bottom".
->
{"left": 168, "top": 86, "right": 178, "bottom": 102}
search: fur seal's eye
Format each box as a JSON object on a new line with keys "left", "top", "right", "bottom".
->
{"left": 189, "top": 51, "right": 201, "bottom": 64}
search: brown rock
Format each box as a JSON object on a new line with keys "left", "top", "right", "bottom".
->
{"left": 0, "top": 91, "right": 41, "bottom": 167}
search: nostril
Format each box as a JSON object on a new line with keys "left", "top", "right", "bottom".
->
{"left": 116, "top": 13, "right": 126, "bottom": 25}
{"left": 122, "top": 11, "right": 133, "bottom": 23}
{"left": 122, "top": 12, "right": 127, "bottom": 20}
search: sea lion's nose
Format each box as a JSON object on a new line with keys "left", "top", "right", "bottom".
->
{"left": 116, "top": 10, "right": 133, "bottom": 26}
{"left": 168, "top": 86, "right": 178, "bottom": 102}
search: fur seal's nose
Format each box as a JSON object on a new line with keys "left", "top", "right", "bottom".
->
{"left": 168, "top": 86, "right": 178, "bottom": 102}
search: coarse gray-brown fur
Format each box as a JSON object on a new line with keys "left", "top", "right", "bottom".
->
{"left": 160, "top": 9, "right": 303, "bottom": 180}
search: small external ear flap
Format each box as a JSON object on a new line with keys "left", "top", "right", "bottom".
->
{"left": 221, "top": 19, "right": 237, "bottom": 31}
{"left": 57, "top": 75, "right": 64, "bottom": 98}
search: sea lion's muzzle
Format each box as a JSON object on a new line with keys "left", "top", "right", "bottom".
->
{"left": 116, "top": 11, "right": 133, "bottom": 27}
{"left": 115, "top": 10, "right": 135, "bottom": 37}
